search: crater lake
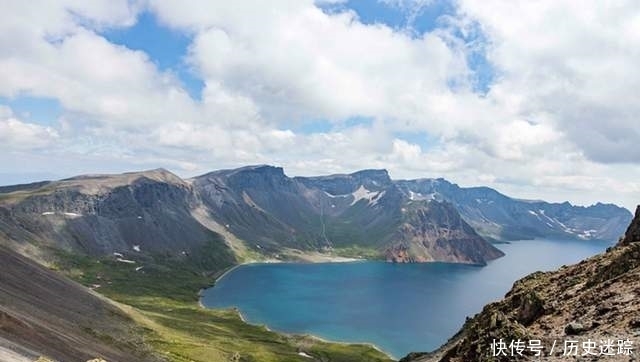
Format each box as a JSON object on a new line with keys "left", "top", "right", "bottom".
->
{"left": 201, "top": 238, "right": 613, "bottom": 359}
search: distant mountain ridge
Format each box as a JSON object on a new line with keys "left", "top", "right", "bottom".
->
{"left": 394, "top": 178, "right": 631, "bottom": 242}
{"left": 0, "top": 166, "right": 631, "bottom": 267}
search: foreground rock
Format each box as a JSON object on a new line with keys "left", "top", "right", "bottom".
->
{"left": 402, "top": 205, "right": 640, "bottom": 361}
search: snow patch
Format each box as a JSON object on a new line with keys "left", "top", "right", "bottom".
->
{"left": 132, "top": 245, "right": 141, "bottom": 252}
{"left": 324, "top": 191, "right": 349, "bottom": 198}
{"left": 40, "top": 211, "right": 82, "bottom": 217}
{"left": 298, "top": 352, "right": 313, "bottom": 359}
{"left": 350, "top": 185, "right": 379, "bottom": 206}
{"left": 577, "top": 229, "right": 598, "bottom": 239}
{"left": 324, "top": 191, "right": 337, "bottom": 198}
{"left": 113, "top": 252, "right": 123, "bottom": 258}
{"left": 408, "top": 191, "right": 427, "bottom": 201}
{"left": 135, "top": 266, "right": 144, "bottom": 271}
{"left": 116, "top": 258, "right": 136, "bottom": 264}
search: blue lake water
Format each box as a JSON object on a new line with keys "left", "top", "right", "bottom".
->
{"left": 201, "top": 239, "right": 613, "bottom": 359}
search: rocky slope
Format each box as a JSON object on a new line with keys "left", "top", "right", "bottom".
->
{"left": 402, "top": 205, "right": 640, "bottom": 362}
{"left": 385, "top": 201, "right": 504, "bottom": 265}
{"left": 0, "top": 168, "right": 236, "bottom": 265}
{"left": 0, "top": 242, "right": 160, "bottom": 362}
{"left": 195, "top": 166, "right": 501, "bottom": 264}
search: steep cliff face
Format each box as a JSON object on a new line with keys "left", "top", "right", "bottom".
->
{"left": 295, "top": 169, "right": 405, "bottom": 249}
{"left": 295, "top": 169, "right": 393, "bottom": 196}
{"left": 193, "top": 165, "right": 327, "bottom": 252}
{"left": 385, "top": 201, "right": 504, "bottom": 265}
{"left": 0, "top": 169, "right": 235, "bottom": 266}
{"left": 193, "top": 166, "right": 501, "bottom": 263}
{"left": 402, "top": 205, "right": 640, "bottom": 362}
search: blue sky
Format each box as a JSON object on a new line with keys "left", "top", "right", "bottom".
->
{"left": 0, "top": 0, "right": 639, "bottom": 210}
{"left": 102, "top": 11, "right": 206, "bottom": 100}
{"left": 0, "top": 96, "right": 62, "bottom": 126}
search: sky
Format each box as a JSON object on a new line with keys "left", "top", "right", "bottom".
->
{"left": 0, "top": 1, "right": 639, "bottom": 211}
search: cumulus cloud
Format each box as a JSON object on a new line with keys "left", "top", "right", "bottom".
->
{"left": 0, "top": 0, "right": 638, "bottom": 210}
{"left": 172, "top": 1, "right": 467, "bottom": 123}
{"left": 0, "top": 106, "right": 59, "bottom": 149}
{"left": 457, "top": 0, "right": 640, "bottom": 164}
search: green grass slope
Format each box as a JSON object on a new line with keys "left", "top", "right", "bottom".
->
{"left": 53, "top": 241, "right": 393, "bottom": 362}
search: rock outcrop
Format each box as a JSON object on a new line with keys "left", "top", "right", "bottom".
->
{"left": 402, "top": 205, "right": 640, "bottom": 361}
{"left": 385, "top": 201, "right": 504, "bottom": 265}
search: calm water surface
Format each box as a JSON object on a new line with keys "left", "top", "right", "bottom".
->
{"left": 201, "top": 239, "right": 612, "bottom": 358}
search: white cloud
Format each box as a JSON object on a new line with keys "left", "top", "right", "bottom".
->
{"left": 0, "top": 28, "right": 198, "bottom": 127}
{"left": 0, "top": 0, "right": 638, "bottom": 210}
{"left": 154, "top": 0, "right": 467, "bottom": 123}
{"left": 457, "top": 0, "right": 640, "bottom": 164}
{"left": 0, "top": 107, "right": 59, "bottom": 150}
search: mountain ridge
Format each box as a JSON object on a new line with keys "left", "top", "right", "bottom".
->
{"left": 0, "top": 165, "right": 630, "bottom": 267}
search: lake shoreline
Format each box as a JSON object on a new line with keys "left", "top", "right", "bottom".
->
{"left": 197, "top": 239, "right": 613, "bottom": 359}
{"left": 202, "top": 302, "right": 398, "bottom": 360}
{"left": 198, "top": 254, "right": 396, "bottom": 360}
{"left": 196, "top": 251, "right": 510, "bottom": 358}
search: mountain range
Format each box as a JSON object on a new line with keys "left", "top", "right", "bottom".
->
{"left": 0, "top": 165, "right": 631, "bottom": 267}
{"left": 0, "top": 165, "right": 634, "bottom": 362}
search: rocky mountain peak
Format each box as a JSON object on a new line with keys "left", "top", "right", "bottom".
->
{"left": 234, "top": 164, "right": 285, "bottom": 175}
{"left": 215, "top": 165, "right": 285, "bottom": 180}
{"left": 620, "top": 205, "right": 640, "bottom": 245}
{"left": 295, "top": 168, "right": 392, "bottom": 196}
{"left": 60, "top": 168, "right": 187, "bottom": 192}
{"left": 350, "top": 169, "right": 391, "bottom": 184}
